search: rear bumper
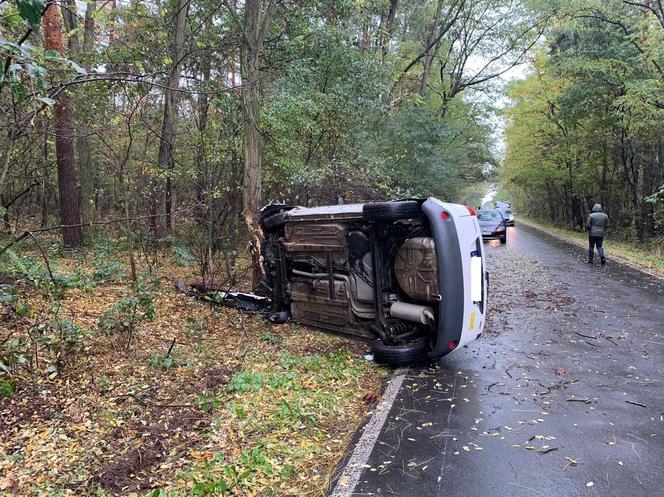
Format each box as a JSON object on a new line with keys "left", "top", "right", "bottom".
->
{"left": 423, "top": 199, "right": 487, "bottom": 359}
{"left": 481, "top": 231, "right": 506, "bottom": 239}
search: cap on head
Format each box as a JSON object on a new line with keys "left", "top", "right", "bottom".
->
{"left": 592, "top": 203, "right": 602, "bottom": 212}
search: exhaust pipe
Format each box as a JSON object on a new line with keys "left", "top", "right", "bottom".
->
{"left": 390, "top": 301, "right": 434, "bottom": 326}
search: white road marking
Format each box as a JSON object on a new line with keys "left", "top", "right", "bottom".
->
{"left": 329, "top": 367, "right": 408, "bottom": 497}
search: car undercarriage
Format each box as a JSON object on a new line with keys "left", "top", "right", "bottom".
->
{"left": 258, "top": 199, "right": 487, "bottom": 365}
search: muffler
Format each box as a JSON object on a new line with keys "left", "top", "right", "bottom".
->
{"left": 390, "top": 301, "right": 434, "bottom": 325}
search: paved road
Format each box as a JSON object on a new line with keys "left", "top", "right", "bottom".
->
{"left": 332, "top": 222, "right": 664, "bottom": 497}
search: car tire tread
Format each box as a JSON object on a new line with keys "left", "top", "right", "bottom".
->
{"left": 261, "top": 211, "right": 289, "bottom": 232}
{"left": 363, "top": 200, "right": 421, "bottom": 223}
{"left": 372, "top": 338, "right": 429, "bottom": 366}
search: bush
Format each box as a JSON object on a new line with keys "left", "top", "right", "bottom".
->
{"left": 226, "top": 370, "right": 264, "bottom": 394}
{"left": 98, "top": 278, "right": 157, "bottom": 346}
{"left": 92, "top": 260, "right": 127, "bottom": 283}
{"left": 0, "top": 379, "right": 14, "bottom": 397}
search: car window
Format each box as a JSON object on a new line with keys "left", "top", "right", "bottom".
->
{"left": 477, "top": 211, "right": 502, "bottom": 221}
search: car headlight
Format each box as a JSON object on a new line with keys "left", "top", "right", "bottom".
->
{"left": 496, "top": 226, "right": 505, "bottom": 232}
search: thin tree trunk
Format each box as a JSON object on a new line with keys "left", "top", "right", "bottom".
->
{"left": 419, "top": 0, "right": 444, "bottom": 95}
{"left": 157, "top": 0, "right": 189, "bottom": 233}
{"left": 380, "top": 0, "right": 399, "bottom": 65}
{"left": 43, "top": 4, "right": 83, "bottom": 247}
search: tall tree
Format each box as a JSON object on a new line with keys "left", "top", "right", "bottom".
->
{"left": 42, "top": 3, "right": 83, "bottom": 247}
{"left": 61, "top": 0, "right": 97, "bottom": 228}
{"left": 379, "top": 0, "right": 400, "bottom": 64}
{"left": 238, "top": 0, "right": 276, "bottom": 288}
{"left": 157, "top": 0, "right": 190, "bottom": 232}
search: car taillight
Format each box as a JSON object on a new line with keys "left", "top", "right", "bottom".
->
{"left": 441, "top": 212, "right": 449, "bottom": 220}
{"left": 448, "top": 340, "right": 457, "bottom": 351}
{"left": 466, "top": 206, "right": 476, "bottom": 216}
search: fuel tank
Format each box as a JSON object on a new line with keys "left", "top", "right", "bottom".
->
{"left": 394, "top": 237, "right": 439, "bottom": 302}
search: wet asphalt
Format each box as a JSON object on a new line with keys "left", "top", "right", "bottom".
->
{"left": 333, "top": 222, "right": 664, "bottom": 497}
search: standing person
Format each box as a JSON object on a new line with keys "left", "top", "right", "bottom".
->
{"left": 587, "top": 203, "right": 609, "bottom": 265}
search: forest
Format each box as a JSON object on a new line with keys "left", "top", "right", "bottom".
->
{"left": 502, "top": 0, "right": 664, "bottom": 247}
{"left": 1, "top": 0, "right": 663, "bottom": 496}
{"left": 0, "top": 0, "right": 540, "bottom": 270}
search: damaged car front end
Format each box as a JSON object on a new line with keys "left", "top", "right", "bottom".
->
{"left": 259, "top": 198, "right": 488, "bottom": 365}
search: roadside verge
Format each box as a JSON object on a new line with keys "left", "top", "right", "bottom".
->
{"left": 518, "top": 217, "right": 664, "bottom": 280}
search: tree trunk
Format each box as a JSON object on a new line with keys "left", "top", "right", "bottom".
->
{"left": 43, "top": 4, "right": 83, "bottom": 247}
{"left": 62, "top": 0, "right": 97, "bottom": 230}
{"left": 419, "top": 0, "right": 444, "bottom": 95}
{"left": 157, "top": 0, "right": 189, "bottom": 233}
{"left": 380, "top": 0, "right": 399, "bottom": 65}
{"left": 239, "top": 0, "right": 275, "bottom": 290}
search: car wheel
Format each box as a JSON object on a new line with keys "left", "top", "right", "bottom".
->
{"left": 500, "top": 235, "right": 507, "bottom": 245}
{"left": 372, "top": 338, "right": 429, "bottom": 366}
{"left": 261, "top": 211, "right": 289, "bottom": 232}
{"left": 363, "top": 200, "right": 421, "bottom": 223}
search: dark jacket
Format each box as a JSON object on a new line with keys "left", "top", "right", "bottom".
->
{"left": 587, "top": 204, "right": 609, "bottom": 237}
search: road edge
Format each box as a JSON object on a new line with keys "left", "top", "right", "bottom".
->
{"left": 327, "top": 367, "right": 408, "bottom": 497}
{"left": 517, "top": 219, "right": 664, "bottom": 282}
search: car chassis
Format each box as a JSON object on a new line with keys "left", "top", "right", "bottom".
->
{"left": 250, "top": 198, "right": 489, "bottom": 365}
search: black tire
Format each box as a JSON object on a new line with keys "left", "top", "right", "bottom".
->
{"left": 261, "top": 211, "right": 289, "bottom": 232}
{"left": 500, "top": 234, "right": 507, "bottom": 245}
{"left": 363, "top": 200, "right": 421, "bottom": 223}
{"left": 372, "top": 338, "right": 429, "bottom": 366}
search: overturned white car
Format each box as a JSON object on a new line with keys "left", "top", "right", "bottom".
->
{"left": 259, "top": 198, "right": 488, "bottom": 365}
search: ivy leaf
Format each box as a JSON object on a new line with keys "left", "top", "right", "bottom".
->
{"left": 16, "top": 0, "right": 45, "bottom": 30}
{"left": 39, "top": 97, "right": 56, "bottom": 106}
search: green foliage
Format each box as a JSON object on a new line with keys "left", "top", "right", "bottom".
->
{"left": 378, "top": 100, "right": 494, "bottom": 200}
{"left": 150, "top": 352, "right": 177, "bottom": 370}
{"left": 15, "top": 0, "right": 45, "bottom": 29}
{"left": 92, "top": 260, "right": 127, "bottom": 283}
{"left": 45, "top": 317, "right": 87, "bottom": 347}
{"left": 0, "top": 378, "right": 15, "bottom": 396}
{"left": 183, "top": 446, "right": 272, "bottom": 495}
{"left": 0, "top": 292, "right": 87, "bottom": 378}
{"left": 196, "top": 393, "right": 222, "bottom": 413}
{"left": 145, "top": 490, "right": 181, "bottom": 497}
{"left": 2, "top": 250, "right": 50, "bottom": 291}
{"left": 502, "top": 1, "right": 664, "bottom": 241}
{"left": 98, "top": 278, "right": 157, "bottom": 337}
{"left": 170, "top": 244, "right": 196, "bottom": 267}
{"left": 258, "top": 332, "right": 281, "bottom": 345}
{"left": 226, "top": 370, "right": 264, "bottom": 394}
{"left": 0, "top": 283, "right": 18, "bottom": 304}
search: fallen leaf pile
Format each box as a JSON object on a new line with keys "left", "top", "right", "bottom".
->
{"left": 0, "top": 247, "right": 386, "bottom": 496}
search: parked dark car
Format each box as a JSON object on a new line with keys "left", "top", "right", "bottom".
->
{"left": 259, "top": 199, "right": 488, "bottom": 365}
{"left": 478, "top": 209, "right": 507, "bottom": 244}
{"left": 494, "top": 201, "right": 515, "bottom": 226}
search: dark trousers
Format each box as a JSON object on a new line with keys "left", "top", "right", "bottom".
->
{"left": 588, "top": 235, "right": 604, "bottom": 262}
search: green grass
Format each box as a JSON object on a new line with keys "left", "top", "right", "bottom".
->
{"left": 519, "top": 217, "right": 664, "bottom": 276}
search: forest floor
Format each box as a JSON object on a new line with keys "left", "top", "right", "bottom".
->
{"left": 519, "top": 217, "right": 664, "bottom": 278}
{"left": 0, "top": 239, "right": 385, "bottom": 497}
